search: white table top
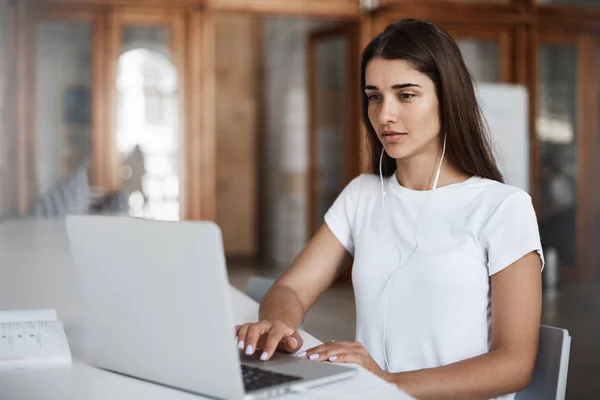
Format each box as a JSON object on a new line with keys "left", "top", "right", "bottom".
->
{"left": 0, "top": 219, "right": 412, "bottom": 400}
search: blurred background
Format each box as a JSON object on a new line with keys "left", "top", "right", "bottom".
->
{"left": 1, "top": 0, "right": 599, "bottom": 398}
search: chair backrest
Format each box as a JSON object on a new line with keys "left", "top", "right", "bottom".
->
{"left": 516, "top": 325, "right": 571, "bottom": 400}
{"left": 244, "top": 276, "right": 275, "bottom": 303}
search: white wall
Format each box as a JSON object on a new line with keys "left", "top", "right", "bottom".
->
{"left": 476, "top": 84, "right": 529, "bottom": 192}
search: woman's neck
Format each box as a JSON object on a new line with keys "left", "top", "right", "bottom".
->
{"left": 394, "top": 150, "right": 469, "bottom": 191}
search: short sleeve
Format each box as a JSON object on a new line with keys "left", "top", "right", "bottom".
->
{"left": 479, "top": 190, "right": 545, "bottom": 276}
{"left": 323, "top": 175, "right": 362, "bottom": 255}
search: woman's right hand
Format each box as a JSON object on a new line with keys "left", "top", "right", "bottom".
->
{"left": 235, "top": 320, "right": 303, "bottom": 361}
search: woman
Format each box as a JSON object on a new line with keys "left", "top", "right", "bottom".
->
{"left": 236, "top": 19, "right": 543, "bottom": 400}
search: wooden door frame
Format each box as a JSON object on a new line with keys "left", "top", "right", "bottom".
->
{"left": 307, "top": 23, "right": 360, "bottom": 239}
{"left": 14, "top": 0, "right": 364, "bottom": 224}
{"left": 207, "top": 5, "right": 367, "bottom": 263}
{"left": 16, "top": 4, "right": 105, "bottom": 215}
{"left": 444, "top": 25, "right": 514, "bottom": 83}
{"left": 31, "top": 5, "right": 107, "bottom": 195}
{"left": 16, "top": 3, "right": 198, "bottom": 219}
{"left": 106, "top": 7, "right": 188, "bottom": 216}
{"left": 375, "top": 1, "right": 523, "bottom": 29}
{"left": 24, "top": 0, "right": 363, "bottom": 17}
{"left": 534, "top": 30, "right": 598, "bottom": 280}
{"left": 186, "top": 9, "right": 214, "bottom": 221}
{"left": 205, "top": 0, "right": 361, "bottom": 18}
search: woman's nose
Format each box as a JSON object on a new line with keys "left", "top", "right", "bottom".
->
{"left": 378, "top": 98, "right": 399, "bottom": 126}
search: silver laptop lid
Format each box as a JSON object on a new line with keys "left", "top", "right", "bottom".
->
{"left": 66, "top": 215, "right": 245, "bottom": 400}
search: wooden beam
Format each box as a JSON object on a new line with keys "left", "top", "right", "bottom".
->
{"left": 110, "top": 6, "right": 186, "bottom": 24}
{"left": 92, "top": 9, "right": 107, "bottom": 190}
{"left": 17, "top": 1, "right": 36, "bottom": 215}
{"left": 307, "top": 29, "right": 317, "bottom": 237}
{"left": 499, "top": 28, "right": 512, "bottom": 83}
{"left": 26, "top": 0, "right": 201, "bottom": 7}
{"left": 527, "top": 28, "right": 540, "bottom": 214}
{"left": 185, "top": 9, "right": 201, "bottom": 220}
{"left": 358, "top": 15, "right": 373, "bottom": 173}
{"left": 576, "top": 34, "right": 598, "bottom": 279}
{"left": 255, "top": 20, "right": 266, "bottom": 261}
{"left": 206, "top": 0, "right": 360, "bottom": 19}
{"left": 187, "top": 9, "right": 216, "bottom": 221}
{"left": 200, "top": 10, "right": 216, "bottom": 221}
{"left": 29, "top": 5, "right": 100, "bottom": 20}
{"left": 534, "top": 5, "right": 600, "bottom": 32}
{"left": 346, "top": 23, "right": 361, "bottom": 180}
{"left": 514, "top": 24, "right": 528, "bottom": 85}
{"left": 378, "top": 1, "right": 522, "bottom": 26}
{"left": 105, "top": 8, "right": 121, "bottom": 192}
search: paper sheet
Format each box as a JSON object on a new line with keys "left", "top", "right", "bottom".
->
{"left": 0, "top": 310, "right": 71, "bottom": 369}
{"left": 0, "top": 309, "right": 58, "bottom": 323}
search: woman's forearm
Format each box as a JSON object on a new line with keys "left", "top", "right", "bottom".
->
{"left": 388, "top": 349, "right": 534, "bottom": 400}
{"left": 258, "top": 284, "right": 306, "bottom": 330}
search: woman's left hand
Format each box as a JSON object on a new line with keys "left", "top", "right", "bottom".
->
{"left": 298, "top": 341, "right": 391, "bottom": 382}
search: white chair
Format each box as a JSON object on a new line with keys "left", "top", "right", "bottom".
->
{"left": 516, "top": 325, "right": 571, "bottom": 400}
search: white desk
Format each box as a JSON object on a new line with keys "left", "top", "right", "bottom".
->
{"left": 0, "top": 220, "right": 412, "bottom": 400}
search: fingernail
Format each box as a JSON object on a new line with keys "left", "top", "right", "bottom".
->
{"left": 238, "top": 340, "right": 244, "bottom": 350}
{"left": 290, "top": 337, "right": 298, "bottom": 346}
{"left": 296, "top": 351, "right": 307, "bottom": 357}
{"left": 329, "top": 356, "right": 338, "bottom": 361}
{"left": 260, "top": 352, "right": 268, "bottom": 361}
{"left": 245, "top": 345, "right": 254, "bottom": 355}
{"left": 309, "top": 354, "right": 319, "bottom": 360}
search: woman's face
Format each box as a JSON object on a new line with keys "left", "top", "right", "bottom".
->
{"left": 365, "top": 58, "right": 441, "bottom": 161}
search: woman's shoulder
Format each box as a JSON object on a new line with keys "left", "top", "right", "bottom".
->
{"left": 470, "top": 177, "right": 534, "bottom": 211}
{"left": 344, "top": 173, "right": 382, "bottom": 192}
{"left": 332, "top": 174, "right": 383, "bottom": 206}
{"left": 473, "top": 177, "right": 530, "bottom": 196}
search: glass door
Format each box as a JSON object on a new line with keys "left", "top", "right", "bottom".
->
{"left": 20, "top": 6, "right": 100, "bottom": 215}
{"left": 307, "top": 24, "right": 359, "bottom": 237}
{"left": 535, "top": 32, "right": 598, "bottom": 280}
{"left": 108, "top": 9, "right": 186, "bottom": 221}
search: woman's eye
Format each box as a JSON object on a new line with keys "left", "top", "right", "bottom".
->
{"left": 367, "top": 94, "right": 381, "bottom": 102}
{"left": 399, "top": 93, "right": 415, "bottom": 100}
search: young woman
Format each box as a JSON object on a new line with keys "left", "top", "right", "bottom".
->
{"left": 235, "top": 19, "right": 543, "bottom": 400}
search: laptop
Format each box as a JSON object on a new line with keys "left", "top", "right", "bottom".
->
{"left": 65, "top": 215, "right": 356, "bottom": 400}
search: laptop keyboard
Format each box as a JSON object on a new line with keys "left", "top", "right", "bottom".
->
{"left": 241, "top": 364, "right": 302, "bottom": 392}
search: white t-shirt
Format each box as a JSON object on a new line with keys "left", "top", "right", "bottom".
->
{"left": 324, "top": 174, "right": 544, "bottom": 400}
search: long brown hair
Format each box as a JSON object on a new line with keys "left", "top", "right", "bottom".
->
{"left": 361, "top": 19, "right": 503, "bottom": 183}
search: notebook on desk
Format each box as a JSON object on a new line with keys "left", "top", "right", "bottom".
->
{"left": 0, "top": 309, "right": 72, "bottom": 369}
{"left": 66, "top": 216, "right": 356, "bottom": 400}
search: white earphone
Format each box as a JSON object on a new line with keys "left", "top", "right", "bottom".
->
{"left": 378, "top": 135, "right": 447, "bottom": 372}
{"left": 379, "top": 149, "right": 387, "bottom": 200}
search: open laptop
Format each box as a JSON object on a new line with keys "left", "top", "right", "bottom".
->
{"left": 65, "top": 215, "right": 356, "bottom": 400}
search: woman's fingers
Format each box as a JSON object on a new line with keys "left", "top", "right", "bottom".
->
{"left": 244, "top": 321, "right": 272, "bottom": 356}
{"left": 326, "top": 352, "right": 360, "bottom": 364}
{"left": 260, "top": 323, "right": 291, "bottom": 361}
{"left": 280, "top": 331, "right": 303, "bottom": 353}
{"left": 299, "top": 341, "right": 353, "bottom": 361}
{"left": 236, "top": 323, "right": 253, "bottom": 350}
{"left": 235, "top": 321, "right": 304, "bottom": 361}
